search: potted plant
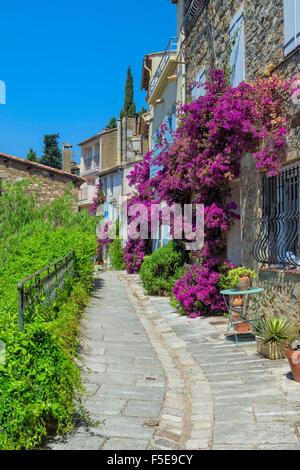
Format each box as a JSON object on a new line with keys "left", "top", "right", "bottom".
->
{"left": 284, "top": 328, "right": 300, "bottom": 382}
{"left": 219, "top": 266, "right": 258, "bottom": 333}
{"left": 254, "top": 317, "right": 295, "bottom": 360}
{"left": 226, "top": 266, "right": 258, "bottom": 291}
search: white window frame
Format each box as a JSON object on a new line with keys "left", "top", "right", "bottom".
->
{"left": 284, "top": 0, "right": 300, "bottom": 56}
{"left": 192, "top": 66, "right": 206, "bottom": 99}
{"left": 230, "top": 7, "right": 245, "bottom": 88}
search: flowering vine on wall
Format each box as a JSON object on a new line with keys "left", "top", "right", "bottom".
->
{"left": 125, "top": 69, "right": 292, "bottom": 316}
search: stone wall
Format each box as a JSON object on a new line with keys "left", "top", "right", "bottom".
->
{"left": 184, "top": 0, "right": 300, "bottom": 322}
{"left": 0, "top": 155, "right": 82, "bottom": 206}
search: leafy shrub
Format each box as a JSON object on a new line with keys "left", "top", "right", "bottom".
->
{"left": 0, "top": 180, "right": 97, "bottom": 449}
{"left": 108, "top": 238, "right": 125, "bottom": 270}
{"left": 140, "top": 241, "right": 187, "bottom": 296}
{"left": 0, "top": 325, "right": 83, "bottom": 450}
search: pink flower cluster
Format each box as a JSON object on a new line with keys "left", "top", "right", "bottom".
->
{"left": 173, "top": 264, "right": 222, "bottom": 317}
{"left": 173, "top": 260, "right": 234, "bottom": 318}
{"left": 89, "top": 182, "right": 106, "bottom": 215}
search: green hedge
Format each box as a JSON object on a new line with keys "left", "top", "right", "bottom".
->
{"left": 0, "top": 181, "right": 98, "bottom": 449}
{"left": 140, "top": 241, "right": 187, "bottom": 296}
{"left": 108, "top": 238, "right": 125, "bottom": 270}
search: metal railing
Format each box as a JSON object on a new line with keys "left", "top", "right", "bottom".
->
{"left": 181, "top": 0, "right": 205, "bottom": 36}
{"left": 149, "top": 37, "right": 177, "bottom": 98}
{"left": 18, "top": 250, "right": 74, "bottom": 331}
{"left": 253, "top": 165, "right": 300, "bottom": 268}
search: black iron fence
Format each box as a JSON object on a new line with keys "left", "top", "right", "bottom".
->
{"left": 17, "top": 250, "right": 74, "bottom": 332}
{"left": 253, "top": 165, "right": 300, "bottom": 268}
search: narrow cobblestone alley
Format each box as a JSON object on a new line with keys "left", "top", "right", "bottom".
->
{"left": 47, "top": 271, "right": 300, "bottom": 450}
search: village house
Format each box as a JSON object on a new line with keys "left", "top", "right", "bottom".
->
{"left": 78, "top": 128, "right": 118, "bottom": 211}
{"left": 0, "top": 151, "right": 85, "bottom": 204}
{"left": 170, "top": 0, "right": 300, "bottom": 322}
{"left": 99, "top": 115, "right": 149, "bottom": 238}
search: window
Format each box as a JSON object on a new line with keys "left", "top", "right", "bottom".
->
{"left": 284, "top": 0, "right": 300, "bottom": 56}
{"left": 192, "top": 67, "right": 206, "bottom": 99}
{"left": 102, "top": 177, "right": 107, "bottom": 196}
{"left": 86, "top": 148, "right": 92, "bottom": 170}
{"left": 230, "top": 7, "right": 245, "bottom": 88}
{"left": 253, "top": 165, "right": 300, "bottom": 268}
{"left": 93, "top": 146, "right": 100, "bottom": 167}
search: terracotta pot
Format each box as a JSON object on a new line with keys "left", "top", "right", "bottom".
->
{"left": 231, "top": 314, "right": 250, "bottom": 333}
{"left": 256, "top": 338, "right": 286, "bottom": 360}
{"left": 237, "top": 275, "right": 251, "bottom": 291}
{"left": 285, "top": 348, "right": 300, "bottom": 382}
{"left": 233, "top": 295, "right": 243, "bottom": 308}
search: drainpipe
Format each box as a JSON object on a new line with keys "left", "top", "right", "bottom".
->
{"left": 117, "top": 119, "right": 122, "bottom": 164}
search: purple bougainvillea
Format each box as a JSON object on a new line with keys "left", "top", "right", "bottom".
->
{"left": 125, "top": 69, "right": 292, "bottom": 315}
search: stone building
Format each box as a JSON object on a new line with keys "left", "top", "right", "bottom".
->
{"left": 0, "top": 152, "right": 85, "bottom": 204}
{"left": 170, "top": 0, "right": 300, "bottom": 323}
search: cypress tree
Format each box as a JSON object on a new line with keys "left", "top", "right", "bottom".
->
{"left": 106, "top": 117, "right": 117, "bottom": 130}
{"left": 26, "top": 148, "right": 39, "bottom": 162}
{"left": 120, "top": 66, "right": 136, "bottom": 118}
{"left": 40, "top": 134, "right": 62, "bottom": 169}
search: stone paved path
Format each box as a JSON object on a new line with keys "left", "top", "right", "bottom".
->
{"left": 47, "top": 270, "right": 300, "bottom": 450}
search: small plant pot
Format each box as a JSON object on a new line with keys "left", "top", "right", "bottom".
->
{"left": 237, "top": 276, "right": 251, "bottom": 291}
{"left": 232, "top": 295, "right": 243, "bottom": 308}
{"left": 256, "top": 338, "right": 286, "bottom": 360}
{"left": 285, "top": 348, "right": 300, "bottom": 382}
{"left": 231, "top": 314, "right": 250, "bottom": 333}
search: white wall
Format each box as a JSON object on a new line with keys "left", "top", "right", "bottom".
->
{"left": 152, "top": 80, "right": 177, "bottom": 136}
{"left": 226, "top": 181, "right": 242, "bottom": 267}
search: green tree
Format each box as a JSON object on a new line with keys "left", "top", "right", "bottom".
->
{"left": 120, "top": 66, "right": 136, "bottom": 118}
{"left": 106, "top": 117, "right": 117, "bottom": 129}
{"left": 40, "top": 133, "right": 62, "bottom": 169}
{"left": 138, "top": 106, "right": 147, "bottom": 116}
{"left": 26, "top": 148, "right": 38, "bottom": 162}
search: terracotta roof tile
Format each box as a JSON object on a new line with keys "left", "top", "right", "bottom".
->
{"left": 0, "top": 152, "right": 85, "bottom": 182}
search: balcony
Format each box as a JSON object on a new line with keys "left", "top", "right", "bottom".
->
{"left": 148, "top": 37, "right": 177, "bottom": 105}
{"left": 181, "top": 0, "right": 205, "bottom": 37}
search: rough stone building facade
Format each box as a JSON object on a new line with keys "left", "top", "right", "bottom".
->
{"left": 0, "top": 152, "right": 85, "bottom": 205}
{"left": 174, "top": 0, "right": 300, "bottom": 322}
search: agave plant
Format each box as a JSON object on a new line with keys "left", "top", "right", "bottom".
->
{"left": 255, "top": 317, "right": 295, "bottom": 345}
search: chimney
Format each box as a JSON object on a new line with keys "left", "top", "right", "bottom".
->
{"left": 62, "top": 142, "right": 72, "bottom": 173}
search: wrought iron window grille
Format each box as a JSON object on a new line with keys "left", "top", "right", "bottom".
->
{"left": 253, "top": 165, "right": 300, "bottom": 269}
{"left": 181, "top": 0, "right": 206, "bottom": 36}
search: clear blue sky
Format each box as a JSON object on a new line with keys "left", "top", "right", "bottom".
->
{"left": 0, "top": 0, "right": 176, "bottom": 163}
